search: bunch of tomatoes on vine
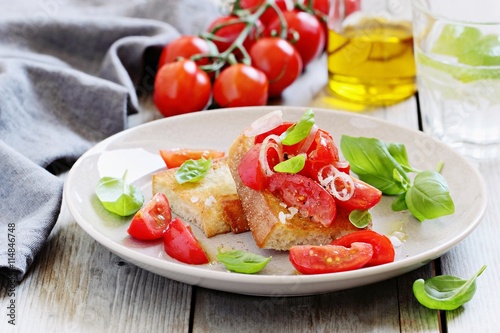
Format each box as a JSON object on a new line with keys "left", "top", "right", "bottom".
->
{"left": 153, "top": 0, "right": 336, "bottom": 117}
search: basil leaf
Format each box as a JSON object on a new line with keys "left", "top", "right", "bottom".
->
{"left": 391, "top": 193, "right": 408, "bottom": 211}
{"left": 216, "top": 249, "right": 271, "bottom": 274}
{"left": 348, "top": 210, "right": 372, "bottom": 228}
{"left": 386, "top": 142, "right": 419, "bottom": 173}
{"left": 405, "top": 170, "right": 455, "bottom": 221}
{"left": 280, "top": 109, "right": 315, "bottom": 145}
{"left": 413, "top": 265, "right": 487, "bottom": 310}
{"left": 95, "top": 171, "right": 144, "bottom": 216}
{"left": 175, "top": 157, "right": 212, "bottom": 184}
{"left": 340, "top": 135, "right": 409, "bottom": 195}
{"left": 273, "top": 154, "right": 306, "bottom": 174}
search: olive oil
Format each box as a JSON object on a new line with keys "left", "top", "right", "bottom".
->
{"left": 327, "top": 18, "right": 416, "bottom": 106}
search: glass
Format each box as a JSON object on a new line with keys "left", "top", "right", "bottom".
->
{"left": 326, "top": 0, "right": 416, "bottom": 106}
{"left": 412, "top": 0, "right": 500, "bottom": 160}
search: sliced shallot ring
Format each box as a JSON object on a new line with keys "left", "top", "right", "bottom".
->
{"left": 297, "top": 124, "right": 318, "bottom": 154}
{"left": 244, "top": 109, "right": 283, "bottom": 137}
{"left": 259, "top": 134, "right": 283, "bottom": 176}
{"left": 318, "top": 165, "right": 355, "bottom": 201}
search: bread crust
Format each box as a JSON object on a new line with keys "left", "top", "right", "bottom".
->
{"left": 227, "top": 132, "right": 369, "bottom": 251}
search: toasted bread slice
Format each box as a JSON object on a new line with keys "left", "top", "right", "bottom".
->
{"left": 227, "top": 133, "right": 368, "bottom": 251}
{"left": 152, "top": 158, "right": 249, "bottom": 238}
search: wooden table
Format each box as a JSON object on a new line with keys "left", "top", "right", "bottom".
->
{"left": 1, "top": 55, "right": 499, "bottom": 333}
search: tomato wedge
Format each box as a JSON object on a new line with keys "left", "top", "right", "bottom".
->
{"left": 163, "top": 217, "right": 209, "bottom": 265}
{"left": 331, "top": 230, "right": 395, "bottom": 267}
{"left": 127, "top": 193, "right": 172, "bottom": 241}
{"left": 335, "top": 178, "right": 382, "bottom": 212}
{"left": 159, "top": 148, "right": 225, "bottom": 168}
{"left": 289, "top": 242, "right": 374, "bottom": 274}
{"left": 267, "top": 173, "right": 336, "bottom": 226}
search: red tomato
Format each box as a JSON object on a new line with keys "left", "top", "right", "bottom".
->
{"left": 302, "top": 129, "right": 340, "bottom": 179}
{"left": 331, "top": 230, "right": 395, "bottom": 267}
{"left": 153, "top": 59, "right": 211, "bottom": 117}
{"left": 335, "top": 178, "right": 382, "bottom": 211}
{"left": 254, "top": 122, "right": 293, "bottom": 144}
{"left": 158, "top": 35, "right": 211, "bottom": 68}
{"left": 238, "top": 144, "right": 268, "bottom": 190}
{"left": 159, "top": 148, "right": 225, "bottom": 169}
{"left": 127, "top": 193, "right": 172, "bottom": 241}
{"left": 213, "top": 64, "right": 268, "bottom": 107}
{"left": 267, "top": 173, "right": 336, "bottom": 226}
{"left": 206, "top": 15, "right": 262, "bottom": 54}
{"left": 266, "top": 10, "right": 325, "bottom": 67}
{"left": 239, "top": 0, "right": 293, "bottom": 26}
{"left": 289, "top": 242, "right": 374, "bottom": 274}
{"left": 163, "top": 217, "right": 209, "bottom": 265}
{"left": 249, "top": 37, "right": 303, "bottom": 97}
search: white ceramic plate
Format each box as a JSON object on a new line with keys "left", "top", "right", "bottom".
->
{"left": 64, "top": 106, "right": 487, "bottom": 296}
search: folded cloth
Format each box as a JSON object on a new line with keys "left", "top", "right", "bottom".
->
{"left": 0, "top": 0, "right": 219, "bottom": 281}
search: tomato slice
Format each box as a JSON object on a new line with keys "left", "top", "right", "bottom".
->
{"left": 331, "top": 230, "right": 395, "bottom": 267}
{"left": 335, "top": 178, "right": 382, "bottom": 212}
{"left": 267, "top": 173, "right": 336, "bottom": 226}
{"left": 159, "top": 148, "right": 225, "bottom": 168}
{"left": 127, "top": 193, "right": 172, "bottom": 241}
{"left": 238, "top": 143, "right": 277, "bottom": 191}
{"left": 301, "top": 129, "right": 340, "bottom": 179}
{"left": 163, "top": 217, "right": 209, "bottom": 265}
{"left": 289, "top": 242, "right": 374, "bottom": 274}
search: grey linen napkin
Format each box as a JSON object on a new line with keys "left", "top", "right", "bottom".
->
{"left": 0, "top": 0, "right": 219, "bottom": 281}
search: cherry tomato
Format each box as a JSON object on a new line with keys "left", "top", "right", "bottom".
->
{"left": 206, "top": 15, "right": 262, "bottom": 54}
{"left": 158, "top": 35, "right": 211, "bottom": 68}
{"left": 127, "top": 193, "right": 172, "bottom": 241}
{"left": 159, "top": 148, "right": 225, "bottom": 169}
{"left": 250, "top": 37, "right": 303, "bottom": 97}
{"left": 335, "top": 177, "right": 382, "bottom": 211}
{"left": 163, "top": 217, "right": 209, "bottom": 265}
{"left": 302, "top": 129, "right": 340, "bottom": 179}
{"left": 213, "top": 64, "right": 268, "bottom": 107}
{"left": 267, "top": 173, "right": 336, "bottom": 226}
{"left": 289, "top": 242, "right": 374, "bottom": 274}
{"left": 254, "top": 122, "right": 293, "bottom": 144}
{"left": 331, "top": 230, "right": 395, "bottom": 267}
{"left": 266, "top": 10, "right": 325, "bottom": 67}
{"left": 153, "top": 59, "right": 211, "bottom": 117}
{"left": 239, "top": 0, "right": 293, "bottom": 26}
{"left": 238, "top": 144, "right": 268, "bottom": 190}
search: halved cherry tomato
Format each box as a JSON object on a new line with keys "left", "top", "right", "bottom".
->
{"left": 159, "top": 148, "right": 225, "bottom": 169}
{"left": 238, "top": 144, "right": 268, "bottom": 190}
{"left": 289, "top": 242, "right": 374, "bottom": 274}
{"left": 163, "top": 217, "right": 209, "bottom": 265}
{"left": 254, "top": 122, "right": 293, "bottom": 144}
{"left": 127, "top": 193, "right": 172, "bottom": 241}
{"left": 267, "top": 173, "right": 336, "bottom": 226}
{"left": 158, "top": 35, "right": 211, "bottom": 68}
{"left": 153, "top": 59, "right": 211, "bottom": 117}
{"left": 249, "top": 37, "right": 303, "bottom": 97}
{"left": 301, "top": 129, "right": 340, "bottom": 179}
{"left": 331, "top": 230, "right": 395, "bottom": 267}
{"left": 213, "top": 64, "right": 268, "bottom": 107}
{"left": 335, "top": 178, "right": 382, "bottom": 212}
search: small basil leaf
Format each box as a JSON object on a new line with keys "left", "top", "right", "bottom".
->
{"left": 216, "top": 249, "right": 271, "bottom": 274}
{"left": 273, "top": 154, "right": 306, "bottom": 174}
{"left": 391, "top": 193, "right": 408, "bottom": 211}
{"left": 386, "top": 142, "right": 419, "bottom": 173}
{"left": 95, "top": 170, "right": 144, "bottom": 217}
{"left": 340, "top": 135, "right": 409, "bottom": 195}
{"left": 348, "top": 210, "right": 372, "bottom": 228}
{"left": 413, "top": 265, "right": 486, "bottom": 310}
{"left": 405, "top": 170, "right": 455, "bottom": 221}
{"left": 175, "top": 157, "right": 212, "bottom": 184}
{"left": 280, "top": 109, "right": 315, "bottom": 145}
